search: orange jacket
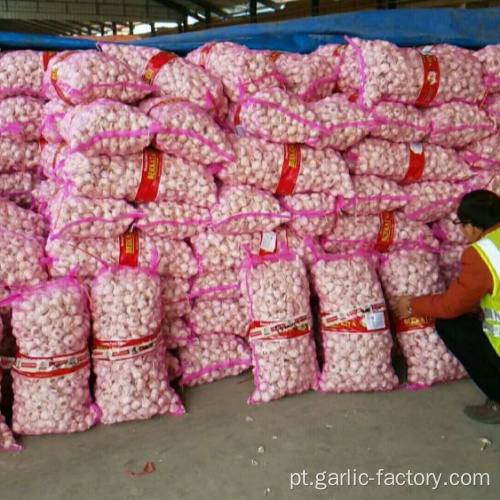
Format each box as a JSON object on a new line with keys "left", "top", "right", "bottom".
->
{"left": 410, "top": 224, "right": 500, "bottom": 319}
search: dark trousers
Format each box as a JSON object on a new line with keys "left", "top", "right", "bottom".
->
{"left": 435, "top": 315, "right": 500, "bottom": 402}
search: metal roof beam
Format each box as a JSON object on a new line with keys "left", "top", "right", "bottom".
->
{"left": 185, "top": 0, "right": 231, "bottom": 19}
{"left": 154, "top": 0, "right": 205, "bottom": 22}
{"left": 257, "top": 0, "right": 281, "bottom": 9}
{"left": 0, "top": 20, "right": 47, "bottom": 34}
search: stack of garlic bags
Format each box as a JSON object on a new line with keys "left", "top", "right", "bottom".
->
{"left": 0, "top": 51, "right": 50, "bottom": 205}
{"left": 313, "top": 41, "right": 493, "bottom": 389}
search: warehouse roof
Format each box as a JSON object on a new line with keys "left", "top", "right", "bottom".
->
{"left": 1, "top": 1, "right": 500, "bottom": 38}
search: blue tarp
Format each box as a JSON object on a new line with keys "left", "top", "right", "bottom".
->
{"left": 0, "top": 8, "right": 500, "bottom": 53}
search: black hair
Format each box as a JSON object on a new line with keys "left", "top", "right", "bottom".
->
{"left": 457, "top": 190, "right": 500, "bottom": 230}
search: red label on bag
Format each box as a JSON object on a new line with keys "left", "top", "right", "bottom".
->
{"left": 0, "top": 356, "right": 14, "bottom": 371}
{"left": 43, "top": 52, "right": 57, "bottom": 71}
{"left": 375, "top": 212, "right": 396, "bottom": 252}
{"left": 415, "top": 52, "right": 440, "bottom": 107}
{"left": 119, "top": 229, "right": 140, "bottom": 267}
{"left": 199, "top": 43, "right": 216, "bottom": 68}
{"left": 401, "top": 143, "right": 426, "bottom": 184}
{"left": 92, "top": 333, "right": 162, "bottom": 361}
{"left": 322, "top": 302, "right": 388, "bottom": 333}
{"left": 13, "top": 348, "right": 90, "bottom": 379}
{"left": 143, "top": 51, "right": 178, "bottom": 84}
{"left": 249, "top": 313, "right": 311, "bottom": 342}
{"left": 333, "top": 45, "right": 346, "bottom": 57}
{"left": 50, "top": 51, "right": 77, "bottom": 104}
{"left": 268, "top": 51, "right": 282, "bottom": 63}
{"left": 394, "top": 316, "right": 435, "bottom": 334}
{"left": 134, "top": 149, "right": 163, "bottom": 203}
{"left": 38, "top": 138, "right": 47, "bottom": 153}
{"left": 275, "top": 144, "right": 302, "bottom": 196}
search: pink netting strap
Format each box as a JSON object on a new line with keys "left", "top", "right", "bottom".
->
{"left": 136, "top": 217, "right": 211, "bottom": 230}
{"left": 240, "top": 98, "right": 330, "bottom": 134}
{"left": 462, "top": 150, "right": 500, "bottom": 167}
{"left": 211, "top": 212, "right": 290, "bottom": 228}
{"left": 406, "top": 383, "right": 432, "bottom": 391}
{"left": 0, "top": 123, "right": 25, "bottom": 136}
{"left": 431, "top": 223, "right": 449, "bottom": 242}
{"left": 50, "top": 212, "right": 143, "bottom": 240}
{"left": 300, "top": 71, "right": 339, "bottom": 101}
{"left": 0, "top": 87, "right": 41, "bottom": 97}
{"left": 180, "top": 358, "right": 252, "bottom": 385}
{"left": 315, "top": 247, "right": 379, "bottom": 265}
{"left": 431, "top": 123, "right": 495, "bottom": 134}
{"left": 0, "top": 442, "right": 23, "bottom": 452}
{"left": 159, "top": 127, "right": 236, "bottom": 162}
{"left": 68, "top": 125, "right": 161, "bottom": 155}
{"left": 188, "top": 283, "right": 240, "bottom": 300}
{"left": 346, "top": 37, "right": 367, "bottom": 108}
{"left": 405, "top": 196, "right": 461, "bottom": 219}
{"left": 371, "top": 116, "right": 431, "bottom": 133}
{"left": 339, "top": 194, "right": 415, "bottom": 212}
{"left": 90, "top": 403, "right": 102, "bottom": 425}
{"left": 52, "top": 79, "right": 158, "bottom": 100}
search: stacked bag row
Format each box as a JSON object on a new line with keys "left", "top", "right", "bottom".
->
{"left": 4, "top": 37, "right": 500, "bottom": 449}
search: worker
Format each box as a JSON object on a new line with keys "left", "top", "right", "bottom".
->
{"left": 394, "top": 190, "right": 500, "bottom": 424}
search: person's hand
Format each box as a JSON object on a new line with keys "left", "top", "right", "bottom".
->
{"left": 393, "top": 296, "right": 413, "bottom": 319}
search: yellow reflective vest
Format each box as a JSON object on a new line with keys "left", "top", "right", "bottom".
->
{"left": 473, "top": 228, "right": 500, "bottom": 356}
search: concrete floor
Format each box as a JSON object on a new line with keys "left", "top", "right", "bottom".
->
{"left": 0, "top": 374, "right": 499, "bottom": 500}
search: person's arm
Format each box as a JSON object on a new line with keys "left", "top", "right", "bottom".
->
{"left": 409, "top": 246, "right": 492, "bottom": 319}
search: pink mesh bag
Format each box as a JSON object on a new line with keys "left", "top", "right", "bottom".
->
{"left": 40, "top": 99, "right": 71, "bottom": 144}
{"left": 161, "top": 318, "right": 195, "bottom": 350}
{"left": 178, "top": 333, "right": 252, "bottom": 387}
{"left": 0, "top": 316, "right": 22, "bottom": 451}
{"left": 0, "top": 230, "right": 47, "bottom": 288}
{"left": 311, "top": 252, "right": 398, "bottom": 393}
{"left": 99, "top": 44, "right": 227, "bottom": 120}
{"left": 235, "top": 87, "right": 329, "bottom": 144}
{"left": 263, "top": 50, "right": 338, "bottom": 101}
{"left": 369, "top": 102, "right": 431, "bottom": 143}
{"left": 60, "top": 99, "right": 158, "bottom": 156}
{"left": 57, "top": 149, "right": 217, "bottom": 207}
{"left": 378, "top": 248, "right": 467, "bottom": 388}
{"left": 322, "top": 212, "right": 439, "bottom": 254}
{"left": 220, "top": 135, "right": 352, "bottom": 196}
{"left": 244, "top": 249, "right": 319, "bottom": 404}
{"left": 160, "top": 276, "right": 191, "bottom": 320}
{"left": 341, "top": 175, "right": 411, "bottom": 216}
{"left": 46, "top": 230, "right": 198, "bottom": 280}
{"left": 0, "top": 198, "right": 48, "bottom": 244}
{"left": 425, "top": 103, "right": 495, "bottom": 148}
{"left": 349, "top": 38, "right": 485, "bottom": 109}
{"left": 309, "top": 93, "right": 374, "bottom": 150}
{"left": 348, "top": 138, "right": 473, "bottom": 183}
{"left": 402, "top": 181, "right": 472, "bottom": 223}
{"left": 44, "top": 50, "right": 154, "bottom": 104}
{"left": 186, "top": 42, "right": 283, "bottom": 103}
{"left": 0, "top": 50, "right": 48, "bottom": 97}
{"left": 91, "top": 266, "right": 184, "bottom": 424}
{"left": 0, "top": 96, "right": 43, "bottom": 141}
{"left": 211, "top": 185, "right": 289, "bottom": 235}
{"left": 135, "top": 201, "right": 211, "bottom": 239}
{"left": 140, "top": 97, "right": 235, "bottom": 165}
{"left": 9, "top": 277, "right": 99, "bottom": 435}
{"left": 280, "top": 191, "right": 338, "bottom": 237}
{"left": 0, "top": 139, "right": 39, "bottom": 174}
{"left": 47, "top": 192, "right": 142, "bottom": 240}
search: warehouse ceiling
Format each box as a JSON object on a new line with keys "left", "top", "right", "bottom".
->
{"left": 0, "top": 0, "right": 499, "bottom": 37}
